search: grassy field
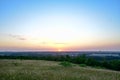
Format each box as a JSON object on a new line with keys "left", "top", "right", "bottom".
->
{"left": 0, "top": 59, "right": 120, "bottom": 80}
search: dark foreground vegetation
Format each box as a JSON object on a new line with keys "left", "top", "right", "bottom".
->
{"left": 0, "top": 55, "right": 120, "bottom": 71}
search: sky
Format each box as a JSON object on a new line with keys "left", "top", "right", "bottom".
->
{"left": 0, "top": 0, "right": 120, "bottom": 51}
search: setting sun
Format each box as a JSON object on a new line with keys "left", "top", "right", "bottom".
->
{"left": 58, "top": 49, "right": 62, "bottom": 52}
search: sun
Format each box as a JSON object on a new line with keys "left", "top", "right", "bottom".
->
{"left": 58, "top": 49, "right": 62, "bottom": 52}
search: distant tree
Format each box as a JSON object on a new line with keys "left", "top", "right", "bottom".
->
{"left": 73, "top": 55, "right": 86, "bottom": 64}
{"left": 101, "top": 58, "right": 110, "bottom": 68}
{"left": 85, "top": 58, "right": 100, "bottom": 66}
{"left": 65, "top": 55, "right": 71, "bottom": 61}
{"left": 109, "top": 60, "right": 120, "bottom": 70}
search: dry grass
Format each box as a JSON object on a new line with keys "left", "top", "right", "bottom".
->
{"left": 0, "top": 59, "right": 120, "bottom": 80}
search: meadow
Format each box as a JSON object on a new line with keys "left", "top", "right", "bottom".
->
{"left": 0, "top": 59, "right": 120, "bottom": 80}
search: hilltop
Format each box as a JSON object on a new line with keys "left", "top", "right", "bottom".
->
{"left": 0, "top": 59, "right": 120, "bottom": 80}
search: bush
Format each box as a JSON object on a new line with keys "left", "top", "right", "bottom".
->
{"left": 59, "top": 61, "right": 73, "bottom": 67}
{"left": 79, "top": 64, "right": 87, "bottom": 67}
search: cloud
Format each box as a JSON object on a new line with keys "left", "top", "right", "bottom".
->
{"left": 54, "top": 43, "right": 67, "bottom": 45}
{"left": 18, "top": 37, "right": 26, "bottom": 40}
{"left": 39, "top": 42, "right": 66, "bottom": 45}
{"left": 8, "top": 34, "right": 27, "bottom": 40}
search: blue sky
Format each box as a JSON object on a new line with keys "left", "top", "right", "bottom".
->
{"left": 0, "top": 0, "right": 120, "bottom": 51}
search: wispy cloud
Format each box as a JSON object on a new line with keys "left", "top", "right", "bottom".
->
{"left": 54, "top": 43, "right": 67, "bottom": 45}
{"left": 39, "top": 42, "right": 67, "bottom": 45}
{"left": 8, "top": 34, "right": 27, "bottom": 40}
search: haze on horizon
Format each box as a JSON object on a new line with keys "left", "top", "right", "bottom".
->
{"left": 0, "top": 0, "right": 120, "bottom": 51}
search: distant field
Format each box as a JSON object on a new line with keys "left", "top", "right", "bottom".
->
{"left": 0, "top": 59, "right": 120, "bottom": 80}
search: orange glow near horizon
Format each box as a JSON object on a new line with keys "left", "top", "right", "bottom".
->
{"left": 58, "top": 49, "right": 62, "bottom": 52}
{"left": 0, "top": 36, "right": 120, "bottom": 51}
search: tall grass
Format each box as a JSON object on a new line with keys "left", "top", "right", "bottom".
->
{"left": 0, "top": 59, "right": 120, "bottom": 80}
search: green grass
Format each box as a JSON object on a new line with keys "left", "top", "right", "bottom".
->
{"left": 0, "top": 59, "right": 120, "bottom": 80}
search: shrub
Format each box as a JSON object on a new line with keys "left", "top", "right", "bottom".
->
{"left": 59, "top": 61, "right": 73, "bottom": 67}
{"left": 79, "top": 64, "right": 87, "bottom": 67}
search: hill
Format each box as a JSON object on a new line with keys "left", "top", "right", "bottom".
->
{"left": 0, "top": 59, "right": 120, "bottom": 80}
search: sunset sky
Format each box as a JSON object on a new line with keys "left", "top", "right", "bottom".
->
{"left": 0, "top": 0, "right": 120, "bottom": 51}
